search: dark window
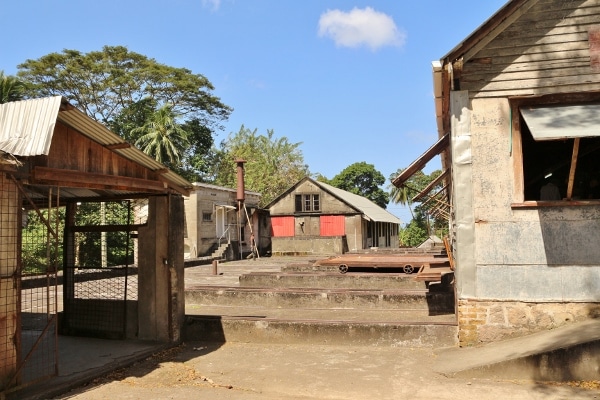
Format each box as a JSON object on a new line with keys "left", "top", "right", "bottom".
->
{"left": 519, "top": 103, "right": 600, "bottom": 201}
{"left": 295, "top": 194, "right": 320, "bottom": 212}
{"left": 202, "top": 212, "right": 212, "bottom": 222}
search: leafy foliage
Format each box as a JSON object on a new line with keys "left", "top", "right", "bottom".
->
{"left": 74, "top": 202, "right": 135, "bottom": 268}
{"left": 389, "top": 168, "right": 448, "bottom": 246}
{"left": 21, "top": 208, "right": 64, "bottom": 275}
{"left": 213, "top": 126, "right": 309, "bottom": 207}
{"left": 328, "top": 162, "right": 389, "bottom": 209}
{"left": 131, "top": 104, "right": 190, "bottom": 166}
{"left": 17, "top": 46, "right": 232, "bottom": 128}
{"left": 0, "top": 71, "right": 28, "bottom": 104}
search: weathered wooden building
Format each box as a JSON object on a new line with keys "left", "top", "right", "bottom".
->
{"left": 394, "top": 0, "right": 600, "bottom": 346}
{"left": 267, "top": 177, "right": 401, "bottom": 255}
{"left": 0, "top": 96, "right": 192, "bottom": 391}
{"left": 184, "top": 182, "right": 270, "bottom": 260}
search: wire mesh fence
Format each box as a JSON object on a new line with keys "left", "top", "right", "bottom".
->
{"left": 14, "top": 182, "right": 60, "bottom": 390}
{"left": 62, "top": 200, "right": 141, "bottom": 339}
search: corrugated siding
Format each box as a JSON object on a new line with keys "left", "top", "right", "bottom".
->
{"left": 462, "top": 0, "right": 600, "bottom": 98}
{"left": 0, "top": 96, "right": 62, "bottom": 156}
{"left": 271, "top": 216, "right": 295, "bottom": 237}
{"left": 320, "top": 215, "right": 345, "bottom": 236}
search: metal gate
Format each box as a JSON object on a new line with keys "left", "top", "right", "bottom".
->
{"left": 61, "top": 200, "right": 140, "bottom": 340}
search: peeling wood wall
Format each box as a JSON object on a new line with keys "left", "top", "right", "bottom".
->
{"left": 461, "top": 0, "right": 600, "bottom": 98}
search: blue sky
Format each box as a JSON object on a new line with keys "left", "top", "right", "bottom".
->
{"left": 2, "top": 0, "right": 507, "bottom": 223}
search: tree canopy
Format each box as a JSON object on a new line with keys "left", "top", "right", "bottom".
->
{"left": 213, "top": 126, "right": 309, "bottom": 207}
{"left": 328, "top": 162, "right": 389, "bottom": 209}
{"left": 17, "top": 46, "right": 232, "bottom": 128}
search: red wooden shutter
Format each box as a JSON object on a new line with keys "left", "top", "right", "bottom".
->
{"left": 320, "top": 215, "right": 345, "bottom": 236}
{"left": 271, "top": 216, "right": 295, "bottom": 237}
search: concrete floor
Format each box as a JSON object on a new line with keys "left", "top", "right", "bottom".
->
{"left": 9, "top": 257, "right": 600, "bottom": 399}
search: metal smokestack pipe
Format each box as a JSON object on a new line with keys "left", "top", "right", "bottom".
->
{"left": 235, "top": 159, "right": 246, "bottom": 202}
{"left": 235, "top": 159, "right": 246, "bottom": 260}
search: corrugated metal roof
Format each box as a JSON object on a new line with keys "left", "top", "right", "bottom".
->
{"left": 0, "top": 96, "right": 62, "bottom": 155}
{"left": 315, "top": 180, "right": 402, "bottom": 225}
{"left": 0, "top": 96, "right": 193, "bottom": 194}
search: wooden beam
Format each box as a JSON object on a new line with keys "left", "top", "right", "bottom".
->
{"left": 32, "top": 167, "right": 167, "bottom": 193}
{"left": 566, "top": 138, "right": 580, "bottom": 200}
{"left": 392, "top": 133, "right": 450, "bottom": 187}
{"left": 106, "top": 143, "right": 132, "bottom": 150}
{"left": 412, "top": 169, "right": 449, "bottom": 202}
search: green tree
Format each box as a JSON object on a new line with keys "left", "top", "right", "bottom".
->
{"left": 177, "top": 118, "right": 216, "bottom": 182}
{"left": 213, "top": 125, "right": 308, "bottom": 207}
{"left": 0, "top": 71, "right": 27, "bottom": 103}
{"left": 131, "top": 104, "right": 190, "bottom": 166}
{"left": 390, "top": 168, "right": 448, "bottom": 245}
{"left": 17, "top": 46, "right": 232, "bottom": 127}
{"left": 328, "top": 162, "right": 389, "bottom": 209}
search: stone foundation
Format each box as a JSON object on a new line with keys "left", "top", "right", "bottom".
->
{"left": 458, "top": 299, "right": 600, "bottom": 346}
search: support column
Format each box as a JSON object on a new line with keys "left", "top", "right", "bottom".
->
{"left": 137, "top": 194, "right": 185, "bottom": 342}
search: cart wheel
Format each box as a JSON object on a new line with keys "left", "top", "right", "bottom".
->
{"left": 403, "top": 264, "right": 414, "bottom": 274}
{"left": 339, "top": 264, "right": 348, "bottom": 274}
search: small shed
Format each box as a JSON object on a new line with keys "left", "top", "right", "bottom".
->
{"left": 0, "top": 96, "right": 192, "bottom": 391}
{"left": 267, "top": 177, "right": 401, "bottom": 255}
{"left": 393, "top": 0, "right": 600, "bottom": 346}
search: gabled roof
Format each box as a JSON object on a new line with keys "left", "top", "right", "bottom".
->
{"left": 441, "top": 0, "right": 533, "bottom": 65}
{"left": 268, "top": 177, "right": 401, "bottom": 225}
{"left": 0, "top": 96, "right": 193, "bottom": 196}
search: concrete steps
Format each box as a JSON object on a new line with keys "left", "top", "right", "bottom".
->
{"left": 239, "top": 271, "right": 437, "bottom": 289}
{"left": 185, "top": 286, "right": 454, "bottom": 312}
{"left": 184, "top": 260, "right": 458, "bottom": 347}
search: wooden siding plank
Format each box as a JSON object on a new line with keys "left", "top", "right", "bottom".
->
{"left": 459, "top": 0, "right": 600, "bottom": 98}
{"left": 33, "top": 166, "right": 166, "bottom": 193}
{"left": 464, "top": 71, "right": 600, "bottom": 92}
{"left": 469, "top": 82, "right": 600, "bottom": 98}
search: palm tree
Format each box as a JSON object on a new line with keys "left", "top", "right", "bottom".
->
{"left": 0, "top": 71, "right": 27, "bottom": 103}
{"left": 389, "top": 183, "right": 415, "bottom": 219}
{"left": 131, "top": 104, "right": 190, "bottom": 166}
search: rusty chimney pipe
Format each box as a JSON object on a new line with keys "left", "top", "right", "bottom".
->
{"left": 235, "top": 159, "right": 246, "bottom": 202}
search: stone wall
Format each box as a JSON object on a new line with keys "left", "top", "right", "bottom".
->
{"left": 458, "top": 299, "right": 600, "bottom": 346}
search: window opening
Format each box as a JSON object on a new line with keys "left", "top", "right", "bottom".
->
{"left": 295, "top": 194, "right": 320, "bottom": 212}
{"left": 519, "top": 103, "right": 600, "bottom": 201}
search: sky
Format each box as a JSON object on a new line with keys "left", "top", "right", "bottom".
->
{"left": 2, "top": 0, "right": 508, "bottom": 224}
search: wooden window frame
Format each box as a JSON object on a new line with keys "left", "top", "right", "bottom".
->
{"left": 295, "top": 194, "right": 321, "bottom": 213}
{"left": 511, "top": 92, "right": 600, "bottom": 209}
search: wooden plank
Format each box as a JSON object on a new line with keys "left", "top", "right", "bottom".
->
{"left": 566, "top": 138, "right": 580, "bottom": 200}
{"left": 392, "top": 133, "right": 449, "bottom": 187}
{"left": 462, "top": 0, "right": 539, "bottom": 62}
{"left": 33, "top": 166, "right": 166, "bottom": 193}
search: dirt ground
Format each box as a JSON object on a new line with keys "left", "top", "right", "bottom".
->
{"left": 54, "top": 341, "right": 599, "bottom": 400}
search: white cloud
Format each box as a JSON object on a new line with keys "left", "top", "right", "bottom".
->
{"left": 202, "top": 0, "right": 221, "bottom": 11}
{"left": 318, "top": 7, "right": 406, "bottom": 51}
